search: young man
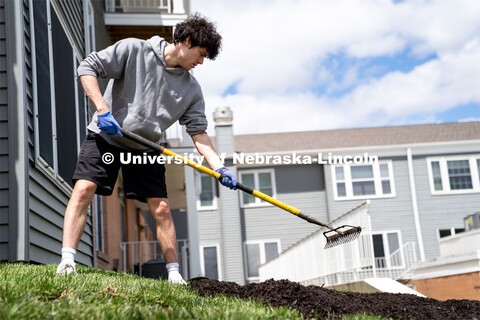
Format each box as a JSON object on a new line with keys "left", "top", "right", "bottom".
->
{"left": 56, "top": 14, "right": 237, "bottom": 284}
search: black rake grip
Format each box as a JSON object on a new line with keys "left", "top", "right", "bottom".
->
{"left": 119, "top": 128, "right": 165, "bottom": 153}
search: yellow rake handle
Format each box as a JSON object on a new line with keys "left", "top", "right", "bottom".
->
{"left": 120, "top": 128, "right": 332, "bottom": 229}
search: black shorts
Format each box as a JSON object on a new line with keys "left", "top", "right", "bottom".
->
{"left": 73, "top": 131, "right": 167, "bottom": 202}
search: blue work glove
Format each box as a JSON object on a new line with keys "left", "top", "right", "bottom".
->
{"left": 215, "top": 167, "right": 237, "bottom": 190}
{"left": 97, "top": 111, "right": 122, "bottom": 137}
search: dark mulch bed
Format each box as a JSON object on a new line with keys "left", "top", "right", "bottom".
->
{"left": 189, "top": 278, "right": 480, "bottom": 319}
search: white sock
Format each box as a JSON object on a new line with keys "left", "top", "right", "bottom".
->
{"left": 61, "top": 248, "right": 76, "bottom": 263}
{"left": 166, "top": 262, "right": 179, "bottom": 272}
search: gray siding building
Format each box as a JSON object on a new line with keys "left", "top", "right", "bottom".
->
{"left": 1, "top": 0, "right": 195, "bottom": 276}
{"left": 1, "top": 0, "right": 103, "bottom": 265}
{"left": 0, "top": 0, "right": 178, "bottom": 267}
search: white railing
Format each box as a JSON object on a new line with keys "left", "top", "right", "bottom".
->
{"left": 105, "top": 0, "right": 186, "bottom": 14}
{"left": 120, "top": 239, "right": 189, "bottom": 279}
{"left": 373, "top": 242, "right": 418, "bottom": 280}
{"left": 259, "top": 200, "right": 420, "bottom": 286}
{"left": 259, "top": 201, "right": 374, "bottom": 285}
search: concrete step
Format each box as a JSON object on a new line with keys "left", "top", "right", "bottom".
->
{"left": 325, "top": 277, "right": 426, "bottom": 297}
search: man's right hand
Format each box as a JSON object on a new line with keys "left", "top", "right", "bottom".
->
{"left": 97, "top": 111, "right": 123, "bottom": 137}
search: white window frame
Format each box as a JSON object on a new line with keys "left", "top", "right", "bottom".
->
{"left": 30, "top": 0, "right": 57, "bottom": 178}
{"left": 84, "top": 0, "right": 96, "bottom": 55}
{"left": 427, "top": 155, "right": 480, "bottom": 195}
{"left": 436, "top": 227, "right": 465, "bottom": 240}
{"left": 199, "top": 244, "right": 222, "bottom": 280}
{"left": 331, "top": 160, "right": 396, "bottom": 201}
{"left": 239, "top": 169, "right": 277, "bottom": 208}
{"left": 76, "top": 0, "right": 96, "bottom": 150}
{"left": 196, "top": 173, "right": 218, "bottom": 211}
{"left": 30, "top": 0, "right": 84, "bottom": 194}
{"left": 372, "top": 230, "right": 404, "bottom": 269}
{"left": 243, "top": 239, "right": 281, "bottom": 281}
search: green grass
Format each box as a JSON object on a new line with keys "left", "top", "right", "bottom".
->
{"left": 0, "top": 263, "right": 388, "bottom": 320}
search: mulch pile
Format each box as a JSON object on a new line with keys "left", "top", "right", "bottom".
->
{"left": 189, "top": 278, "right": 480, "bottom": 319}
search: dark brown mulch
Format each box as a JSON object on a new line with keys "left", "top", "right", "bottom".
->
{"left": 189, "top": 278, "right": 480, "bottom": 319}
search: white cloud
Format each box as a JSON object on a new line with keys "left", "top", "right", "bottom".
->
{"left": 191, "top": 0, "right": 480, "bottom": 135}
{"left": 459, "top": 117, "right": 480, "bottom": 123}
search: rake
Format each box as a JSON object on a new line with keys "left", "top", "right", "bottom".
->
{"left": 120, "top": 128, "right": 362, "bottom": 248}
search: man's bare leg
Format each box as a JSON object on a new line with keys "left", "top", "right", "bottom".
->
{"left": 57, "top": 179, "right": 97, "bottom": 274}
{"left": 63, "top": 179, "right": 98, "bottom": 249}
{"left": 147, "top": 197, "right": 185, "bottom": 284}
{"left": 146, "top": 197, "right": 178, "bottom": 264}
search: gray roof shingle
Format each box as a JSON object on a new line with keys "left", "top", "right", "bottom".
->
{"left": 219, "top": 122, "right": 480, "bottom": 153}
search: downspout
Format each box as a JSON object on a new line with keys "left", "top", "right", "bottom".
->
{"left": 6, "top": 0, "right": 29, "bottom": 261}
{"left": 406, "top": 148, "right": 426, "bottom": 261}
{"left": 365, "top": 200, "right": 377, "bottom": 278}
{"left": 183, "top": 127, "right": 201, "bottom": 278}
{"left": 214, "top": 106, "right": 245, "bottom": 284}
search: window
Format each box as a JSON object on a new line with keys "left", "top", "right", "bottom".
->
{"left": 31, "top": 1, "right": 86, "bottom": 190}
{"left": 332, "top": 161, "right": 395, "bottom": 200}
{"left": 448, "top": 160, "right": 472, "bottom": 189}
{"left": 200, "top": 245, "right": 221, "bottom": 280}
{"left": 239, "top": 169, "right": 276, "bottom": 207}
{"left": 379, "top": 163, "right": 392, "bottom": 195}
{"left": 33, "top": 0, "right": 54, "bottom": 167}
{"left": 196, "top": 174, "right": 217, "bottom": 210}
{"left": 427, "top": 156, "right": 480, "bottom": 195}
{"left": 477, "top": 159, "right": 480, "bottom": 184}
{"left": 372, "top": 231, "right": 403, "bottom": 269}
{"left": 431, "top": 161, "right": 443, "bottom": 191}
{"left": 120, "top": 200, "right": 126, "bottom": 242}
{"left": 335, "top": 167, "right": 346, "bottom": 197}
{"left": 437, "top": 228, "right": 465, "bottom": 239}
{"left": 53, "top": 9, "right": 78, "bottom": 187}
{"left": 95, "top": 195, "right": 104, "bottom": 252}
{"left": 244, "top": 240, "right": 280, "bottom": 280}
{"left": 81, "top": 0, "right": 95, "bottom": 143}
{"left": 351, "top": 165, "right": 375, "bottom": 196}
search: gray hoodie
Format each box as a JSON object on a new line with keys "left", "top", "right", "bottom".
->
{"left": 78, "top": 36, "right": 207, "bottom": 149}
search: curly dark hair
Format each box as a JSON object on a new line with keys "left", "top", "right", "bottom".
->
{"left": 173, "top": 13, "right": 222, "bottom": 60}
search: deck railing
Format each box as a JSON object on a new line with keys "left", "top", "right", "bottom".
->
{"left": 259, "top": 201, "right": 419, "bottom": 286}
{"left": 259, "top": 201, "right": 374, "bottom": 284}
{"left": 120, "top": 239, "right": 189, "bottom": 279}
{"left": 105, "top": 0, "right": 186, "bottom": 14}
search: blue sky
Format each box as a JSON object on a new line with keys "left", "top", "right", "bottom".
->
{"left": 190, "top": 0, "right": 480, "bottom": 135}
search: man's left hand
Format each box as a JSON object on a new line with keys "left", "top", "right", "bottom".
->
{"left": 215, "top": 167, "right": 237, "bottom": 190}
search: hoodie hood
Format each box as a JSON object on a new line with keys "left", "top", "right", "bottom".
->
{"left": 147, "top": 36, "right": 184, "bottom": 74}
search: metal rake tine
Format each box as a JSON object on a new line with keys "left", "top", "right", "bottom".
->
{"left": 323, "top": 226, "right": 362, "bottom": 249}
